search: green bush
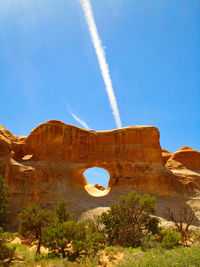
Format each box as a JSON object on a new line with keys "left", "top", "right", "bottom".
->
{"left": 161, "top": 229, "right": 181, "bottom": 249}
{"left": 43, "top": 219, "right": 106, "bottom": 260}
{"left": 98, "top": 191, "right": 159, "bottom": 247}
{"left": 0, "top": 228, "right": 16, "bottom": 265}
{"left": 18, "top": 204, "right": 54, "bottom": 255}
{"left": 83, "top": 219, "right": 106, "bottom": 256}
{"left": 43, "top": 221, "right": 86, "bottom": 259}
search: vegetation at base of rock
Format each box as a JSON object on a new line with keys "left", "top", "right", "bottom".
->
{"left": 0, "top": 228, "right": 16, "bottom": 265}
{"left": 42, "top": 201, "right": 106, "bottom": 260}
{"left": 98, "top": 191, "right": 159, "bottom": 247}
{"left": 4, "top": 191, "right": 199, "bottom": 266}
{"left": 0, "top": 175, "right": 9, "bottom": 230}
{"left": 16, "top": 191, "right": 159, "bottom": 261}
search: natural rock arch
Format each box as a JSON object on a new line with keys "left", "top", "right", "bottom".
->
{"left": 0, "top": 120, "right": 200, "bottom": 229}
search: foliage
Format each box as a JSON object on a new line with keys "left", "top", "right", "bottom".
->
{"left": 8, "top": 242, "right": 36, "bottom": 266}
{"left": 14, "top": 195, "right": 200, "bottom": 266}
{"left": 43, "top": 221, "right": 86, "bottom": 259}
{"left": 141, "top": 235, "right": 159, "bottom": 251}
{"left": 43, "top": 219, "right": 106, "bottom": 260}
{"left": 99, "top": 191, "right": 159, "bottom": 247}
{"left": 161, "top": 229, "right": 181, "bottom": 249}
{"left": 0, "top": 227, "right": 16, "bottom": 265}
{"left": 0, "top": 175, "right": 9, "bottom": 230}
{"left": 117, "top": 246, "right": 200, "bottom": 267}
{"left": 124, "top": 246, "right": 142, "bottom": 254}
{"left": 18, "top": 204, "right": 54, "bottom": 255}
{"left": 83, "top": 219, "right": 106, "bottom": 255}
{"left": 56, "top": 198, "right": 73, "bottom": 223}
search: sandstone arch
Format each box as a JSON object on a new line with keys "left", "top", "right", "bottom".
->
{"left": 0, "top": 120, "right": 200, "bottom": 229}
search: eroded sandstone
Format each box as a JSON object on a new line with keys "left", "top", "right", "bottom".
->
{"left": 0, "top": 121, "right": 200, "bottom": 230}
{"left": 166, "top": 146, "right": 200, "bottom": 171}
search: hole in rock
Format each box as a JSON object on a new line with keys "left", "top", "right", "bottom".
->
{"left": 83, "top": 167, "right": 110, "bottom": 197}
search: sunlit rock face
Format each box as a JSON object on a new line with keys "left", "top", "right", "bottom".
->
{"left": 0, "top": 125, "right": 14, "bottom": 158}
{"left": 0, "top": 121, "right": 200, "bottom": 230}
{"left": 166, "top": 146, "right": 200, "bottom": 171}
{"left": 161, "top": 149, "right": 172, "bottom": 164}
{"left": 11, "top": 120, "right": 166, "bottom": 189}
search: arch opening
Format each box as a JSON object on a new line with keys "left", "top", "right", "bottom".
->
{"left": 83, "top": 167, "right": 110, "bottom": 197}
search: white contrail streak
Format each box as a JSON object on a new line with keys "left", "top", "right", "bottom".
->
{"left": 80, "top": 0, "right": 122, "bottom": 129}
{"left": 60, "top": 99, "right": 90, "bottom": 130}
{"left": 70, "top": 112, "right": 90, "bottom": 130}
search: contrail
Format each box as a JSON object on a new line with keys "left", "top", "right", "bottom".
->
{"left": 70, "top": 112, "right": 90, "bottom": 130}
{"left": 80, "top": 0, "right": 122, "bottom": 129}
{"left": 60, "top": 99, "right": 91, "bottom": 130}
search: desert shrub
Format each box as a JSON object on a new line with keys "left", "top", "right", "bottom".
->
{"left": 83, "top": 219, "right": 106, "bottom": 255}
{"left": 43, "top": 221, "right": 86, "bottom": 259}
{"left": 42, "top": 199, "right": 106, "bottom": 260}
{"left": 161, "top": 229, "right": 181, "bottom": 249}
{"left": 98, "top": 191, "right": 159, "bottom": 247}
{"left": 43, "top": 219, "right": 106, "bottom": 260}
{"left": 0, "top": 175, "right": 9, "bottom": 230}
{"left": 0, "top": 228, "right": 16, "bottom": 265}
{"left": 18, "top": 204, "right": 54, "bottom": 256}
{"left": 141, "top": 235, "right": 159, "bottom": 251}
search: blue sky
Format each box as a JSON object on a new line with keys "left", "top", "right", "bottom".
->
{"left": 0, "top": 0, "right": 200, "bottom": 187}
{"left": 84, "top": 167, "right": 110, "bottom": 188}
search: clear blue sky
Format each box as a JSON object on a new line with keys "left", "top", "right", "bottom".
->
{"left": 1, "top": 0, "right": 200, "bottom": 156}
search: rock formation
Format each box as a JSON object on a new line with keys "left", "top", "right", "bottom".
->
{"left": 0, "top": 120, "right": 200, "bottom": 230}
{"left": 161, "top": 149, "right": 172, "bottom": 164}
{"left": 166, "top": 146, "right": 200, "bottom": 171}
